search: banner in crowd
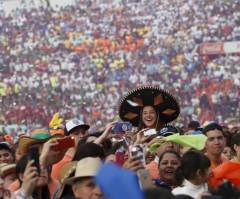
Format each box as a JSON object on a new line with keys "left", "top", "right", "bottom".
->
{"left": 199, "top": 41, "right": 240, "bottom": 55}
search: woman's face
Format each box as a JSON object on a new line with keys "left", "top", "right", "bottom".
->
{"left": 159, "top": 152, "right": 180, "bottom": 185}
{"left": 142, "top": 106, "right": 157, "bottom": 128}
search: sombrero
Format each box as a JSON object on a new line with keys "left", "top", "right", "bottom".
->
{"left": 119, "top": 86, "right": 180, "bottom": 127}
{"left": 17, "top": 129, "right": 52, "bottom": 155}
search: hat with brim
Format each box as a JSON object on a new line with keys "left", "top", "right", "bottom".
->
{"left": 0, "top": 163, "right": 16, "bottom": 178}
{"left": 18, "top": 129, "right": 52, "bottom": 155}
{"left": 65, "top": 119, "right": 90, "bottom": 135}
{"left": 119, "top": 86, "right": 180, "bottom": 127}
{"left": 64, "top": 157, "right": 101, "bottom": 185}
{"left": 59, "top": 161, "right": 78, "bottom": 184}
{"left": 157, "top": 125, "right": 179, "bottom": 137}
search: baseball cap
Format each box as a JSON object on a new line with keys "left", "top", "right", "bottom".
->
{"left": 65, "top": 118, "right": 90, "bottom": 135}
{"left": 157, "top": 125, "right": 179, "bottom": 137}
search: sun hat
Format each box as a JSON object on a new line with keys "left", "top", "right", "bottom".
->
{"left": 0, "top": 163, "right": 16, "bottom": 178}
{"left": 17, "top": 129, "right": 52, "bottom": 155}
{"left": 59, "top": 161, "right": 77, "bottom": 184}
{"left": 64, "top": 157, "right": 101, "bottom": 185}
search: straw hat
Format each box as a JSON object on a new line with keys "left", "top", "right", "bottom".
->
{"left": 0, "top": 163, "right": 16, "bottom": 178}
{"left": 59, "top": 161, "right": 78, "bottom": 184}
{"left": 64, "top": 157, "right": 102, "bottom": 185}
{"left": 17, "top": 129, "right": 52, "bottom": 155}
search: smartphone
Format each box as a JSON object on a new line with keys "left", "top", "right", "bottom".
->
{"left": 28, "top": 146, "right": 40, "bottom": 175}
{"left": 112, "top": 122, "right": 132, "bottom": 133}
{"left": 137, "top": 169, "right": 153, "bottom": 190}
{"left": 143, "top": 129, "right": 157, "bottom": 136}
{"left": 51, "top": 136, "right": 75, "bottom": 151}
{"left": 115, "top": 150, "right": 125, "bottom": 166}
{"left": 129, "top": 144, "right": 145, "bottom": 166}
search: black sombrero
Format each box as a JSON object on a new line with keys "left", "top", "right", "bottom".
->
{"left": 119, "top": 86, "right": 180, "bottom": 127}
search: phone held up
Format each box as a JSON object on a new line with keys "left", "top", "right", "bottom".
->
{"left": 28, "top": 146, "right": 40, "bottom": 175}
{"left": 112, "top": 122, "right": 132, "bottom": 134}
{"left": 51, "top": 136, "right": 75, "bottom": 151}
{"left": 129, "top": 144, "right": 146, "bottom": 166}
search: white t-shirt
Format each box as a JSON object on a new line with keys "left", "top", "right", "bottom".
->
{"left": 172, "top": 179, "right": 208, "bottom": 199}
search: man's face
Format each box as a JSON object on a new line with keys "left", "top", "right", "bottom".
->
{"left": 0, "top": 149, "right": 14, "bottom": 164}
{"left": 205, "top": 129, "right": 225, "bottom": 156}
{"left": 70, "top": 126, "right": 88, "bottom": 145}
{"left": 72, "top": 178, "right": 103, "bottom": 199}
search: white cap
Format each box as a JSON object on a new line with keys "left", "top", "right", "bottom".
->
{"left": 65, "top": 118, "right": 90, "bottom": 133}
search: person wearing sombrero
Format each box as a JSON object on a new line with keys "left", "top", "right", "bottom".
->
{"left": 119, "top": 86, "right": 181, "bottom": 182}
{"left": 119, "top": 86, "right": 180, "bottom": 131}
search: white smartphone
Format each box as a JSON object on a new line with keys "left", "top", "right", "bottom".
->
{"left": 144, "top": 129, "right": 157, "bottom": 136}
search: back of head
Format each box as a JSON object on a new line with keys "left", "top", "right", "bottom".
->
{"left": 188, "top": 121, "right": 200, "bottom": 130}
{"left": 144, "top": 188, "right": 175, "bottom": 199}
{"left": 73, "top": 142, "right": 105, "bottom": 161}
{"left": 231, "top": 133, "right": 240, "bottom": 146}
{"left": 175, "top": 150, "right": 210, "bottom": 185}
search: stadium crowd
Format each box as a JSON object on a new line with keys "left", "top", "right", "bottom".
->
{"left": 0, "top": 0, "right": 239, "bottom": 134}
{"left": 0, "top": 0, "right": 239, "bottom": 198}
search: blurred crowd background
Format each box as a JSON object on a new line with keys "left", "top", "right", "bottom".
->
{"left": 0, "top": 0, "right": 239, "bottom": 136}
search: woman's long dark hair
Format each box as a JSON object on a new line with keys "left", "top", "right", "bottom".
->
{"left": 16, "top": 154, "right": 51, "bottom": 199}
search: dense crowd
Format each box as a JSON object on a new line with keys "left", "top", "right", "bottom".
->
{"left": 0, "top": 0, "right": 239, "bottom": 134}
{"left": 0, "top": 86, "right": 239, "bottom": 199}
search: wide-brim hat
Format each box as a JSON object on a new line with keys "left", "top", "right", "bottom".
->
{"left": 17, "top": 129, "right": 52, "bottom": 155}
{"left": 64, "top": 157, "right": 102, "bottom": 185}
{"left": 0, "top": 163, "right": 16, "bottom": 178}
{"left": 59, "top": 161, "right": 77, "bottom": 184}
{"left": 119, "top": 86, "right": 180, "bottom": 127}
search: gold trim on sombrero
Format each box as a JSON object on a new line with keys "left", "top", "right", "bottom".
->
{"left": 124, "top": 112, "right": 138, "bottom": 120}
{"left": 162, "top": 109, "right": 176, "bottom": 115}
